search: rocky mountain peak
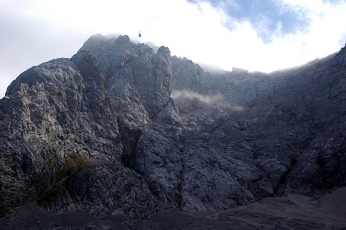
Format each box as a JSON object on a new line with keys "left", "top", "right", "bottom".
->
{"left": 115, "top": 34, "right": 131, "bottom": 44}
{"left": 1, "top": 34, "right": 346, "bottom": 228}
{"left": 71, "top": 50, "right": 100, "bottom": 78}
{"left": 157, "top": 46, "right": 170, "bottom": 55}
{"left": 332, "top": 43, "right": 346, "bottom": 71}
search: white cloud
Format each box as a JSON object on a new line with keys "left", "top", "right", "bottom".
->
{"left": 1, "top": 0, "right": 346, "bottom": 97}
{"left": 172, "top": 90, "right": 244, "bottom": 111}
{"left": 265, "top": 0, "right": 346, "bottom": 67}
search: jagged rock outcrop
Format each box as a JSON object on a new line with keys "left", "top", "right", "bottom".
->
{"left": 1, "top": 34, "right": 346, "bottom": 220}
{"left": 80, "top": 34, "right": 178, "bottom": 123}
{"left": 171, "top": 56, "right": 206, "bottom": 91}
{"left": 169, "top": 42, "right": 346, "bottom": 205}
{"left": 0, "top": 51, "right": 156, "bottom": 218}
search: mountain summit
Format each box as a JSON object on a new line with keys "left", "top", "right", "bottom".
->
{"left": 1, "top": 34, "right": 346, "bottom": 228}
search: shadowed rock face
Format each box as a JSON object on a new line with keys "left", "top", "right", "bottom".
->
{"left": 0, "top": 34, "right": 345, "bottom": 219}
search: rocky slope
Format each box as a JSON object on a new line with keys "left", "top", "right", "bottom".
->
{"left": 0, "top": 34, "right": 345, "bottom": 225}
{"left": 1, "top": 187, "right": 346, "bottom": 229}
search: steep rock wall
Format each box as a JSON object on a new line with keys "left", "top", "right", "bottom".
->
{"left": 1, "top": 35, "right": 346, "bottom": 219}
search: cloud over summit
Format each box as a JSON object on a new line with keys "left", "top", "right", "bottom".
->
{"left": 1, "top": 0, "right": 346, "bottom": 97}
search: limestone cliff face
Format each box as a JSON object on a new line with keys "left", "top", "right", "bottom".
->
{"left": 0, "top": 35, "right": 346, "bottom": 218}
{"left": 80, "top": 34, "right": 178, "bottom": 124}
{"left": 0, "top": 51, "right": 156, "bottom": 218}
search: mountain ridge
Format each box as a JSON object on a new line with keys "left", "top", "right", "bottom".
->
{"left": 0, "top": 34, "right": 346, "bottom": 228}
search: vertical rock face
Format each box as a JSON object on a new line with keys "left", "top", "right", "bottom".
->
{"left": 172, "top": 56, "right": 206, "bottom": 91}
{"left": 1, "top": 34, "right": 346, "bottom": 219}
{"left": 80, "top": 34, "right": 178, "bottom": 124}
{"left": 79, "top": 36, "right": 183, "bottom": 209}
{"left": 278, "top": 46, "right": 346, "bottom": 196}
{"left": 0, "top": 51, "right": 156, "bottom": 218}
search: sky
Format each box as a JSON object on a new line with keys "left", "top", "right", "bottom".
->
{"left": 1, "top": 0, "right": 346, "bottom": 97}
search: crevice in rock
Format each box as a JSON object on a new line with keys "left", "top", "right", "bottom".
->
{"left": 274, "top": 158, "right": 298, "bottom": 196}
{"left": 176, "top": 142, "right": 187, "bottom": 209}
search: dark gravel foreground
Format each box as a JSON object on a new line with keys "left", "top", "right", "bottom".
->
{"left": 1, "top": 187, "right": 345, "bottom": 230}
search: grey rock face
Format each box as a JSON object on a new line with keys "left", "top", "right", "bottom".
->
{"left": 37, "top": 163, "right": 156, "bottom": 218}
{"left": 170, "top": 42, "right": 346, "bottom": 204}
{"left": 1, "top": 34, "right": 346, "bottom": 219}
{"left": 284, "top": 137, "right": 346, "bottom": 196}
{"left": 178, "top": 108, "right": 274, "bottom": 211}
{"left": 0, "top": 51, "right": 156, "bottom": 218}
{"left": 80, "top": 35, "right": 174, "bottom": 122}
{"left": 172, "top": 56, "right": 206, "bottom": 91}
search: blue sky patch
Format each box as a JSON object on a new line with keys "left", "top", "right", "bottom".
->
{"left": 188, "top": 0, "right": 310, "bottom": 43}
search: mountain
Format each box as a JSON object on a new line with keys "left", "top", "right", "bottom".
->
{"left": 0, "top": 34, "right": 346, "bottom": 229}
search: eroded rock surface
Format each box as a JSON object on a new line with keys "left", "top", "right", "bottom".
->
{"left": 1, "top": 35, "right": 346, "bottom": 222}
